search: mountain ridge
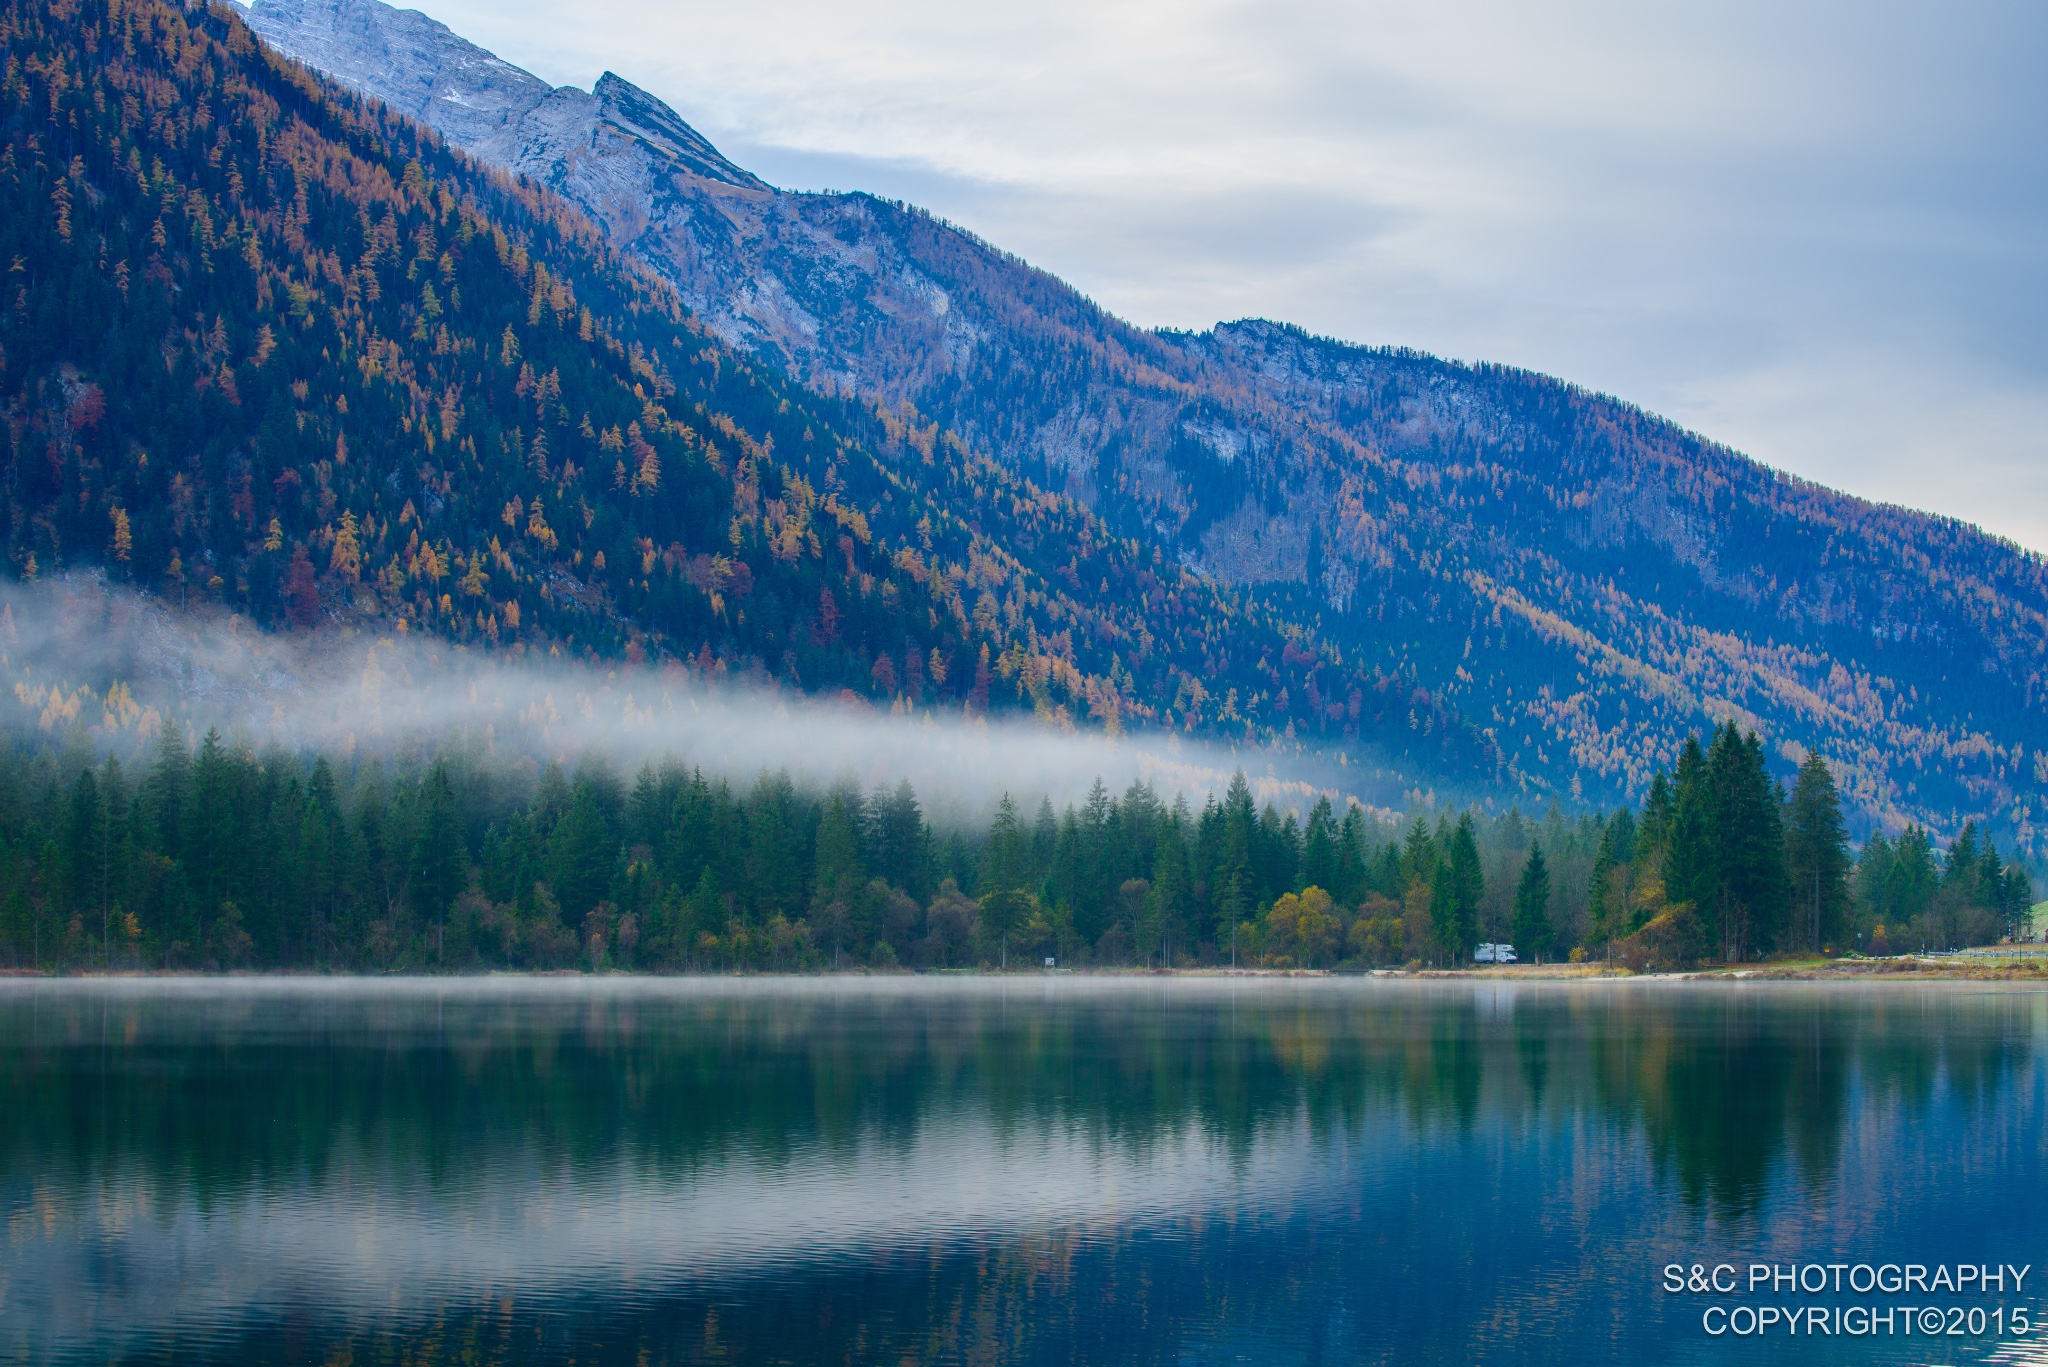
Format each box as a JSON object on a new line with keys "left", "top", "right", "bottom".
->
{"left": 19, "top": 0, "right": 2048, "bottom": 851}
{"left": 0, "top": 0, "right": 1508, "bottom": 813}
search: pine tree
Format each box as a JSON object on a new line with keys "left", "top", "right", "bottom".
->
{"left": 410, "top": 763, "right": 466, "bottom": 959}
{"left": 1663, "top": 736, "right": 1714, "bottom": 938}
{"left": 1301, "top": 795, "right": 1338, "bottom": 894}
{"left": 1587, "top": 808, "right": 1637, "bottom": 948}
{"left": 548, "top": 782, "right": 613, "bottom": 923}
{"left": 1335, "top": 805, "right": 1368, "bottom": 904}
{"left": 1784, "top": 751, "right": 1850, "bottom": 953}
{"left": 1150, "top": 807, "right": 1192, "bottom": 967}
{"left": 1448, "top": 814, "right": 1484, "bottom": 959}
{"left": 1031, "top": 798, "right": 1059, "bottom": 889}
{"left": 1512, "top": 843, "right": 1554, "bottom": 964}
{"left": 1736, "top": 728, "right": 1790, "bottom": 956}
{"left": 1428, "top": 858, "right": 1457, "bottom": 965}
{"left": 1401, "top": 816, "right": 1437, "bottom": 890}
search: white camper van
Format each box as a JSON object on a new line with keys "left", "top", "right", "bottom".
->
{"left": 1474, "top": 943, "right": 1518, "bottom": 964}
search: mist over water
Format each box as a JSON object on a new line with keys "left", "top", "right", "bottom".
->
{"left": 0, "top": 577, "right": 1370, "bottom": 819}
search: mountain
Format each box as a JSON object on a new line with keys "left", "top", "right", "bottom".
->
{"left": 244, "top": 0, "right": 2048, "bottom": 849}
{"left": 0, "top": 0, "right": 1504, "bottom": 799}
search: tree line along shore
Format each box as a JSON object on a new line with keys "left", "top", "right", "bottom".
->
{"left": 0, "top": 719, "right": 2032, "bottom": 975}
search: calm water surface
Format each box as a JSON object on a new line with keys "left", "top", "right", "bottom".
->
{"left": 3, "top": 977, "right": 2047, "bottom": 1365}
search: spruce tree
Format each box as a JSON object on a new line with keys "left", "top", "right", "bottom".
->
{"left": 1428, "top": 857, "right": 1456, "bottom": 965}
{"left": 1302, "top": 796, "right": 1338, "bottom": 895}
{"left": 1335, "top": 805, "right": 1368, "bottom": 904}
{"left": 1401, "top": 817, "right": 1437, "bottom": 890}
{"left": 1663, "top": 736, "right": 1715, "bottom": 944}
{"left": 1639, "top": 770, "right": 1675, "bottom": 855}
{"left": 1704, "top": 725, "right": 1788, "bottom": 960}
{"left": 1784, "top": 750, "right": 1850, "bottom": 953}
{"left": 813, "top": 792, "right": 865, "bottom": 907}
{"left": 983, "top": 794, "right": 1028, "bottom": 892}
{"left": 410, "top": 763, "right": 467, "bottom": 958}
{"left": 1587, "top": 808, "right": 1637, "bottom": 947}
{"left": 1512, "top": 843, "right": 1554, "bottom": 964}
{"left": 1449, "top": 814, "right": 1484, "bottom": 957}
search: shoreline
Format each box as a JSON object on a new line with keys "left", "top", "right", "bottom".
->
{"left": 4, "top": 956, "right": 2047, "bottom": 984}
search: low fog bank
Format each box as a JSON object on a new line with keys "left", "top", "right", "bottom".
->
{"left": 1, "top": 577, "right": 1384, "bottom": 823}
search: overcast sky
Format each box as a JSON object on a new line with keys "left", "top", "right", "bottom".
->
{"left": 399, "top": 0, "right": 2046, "bottom": 549}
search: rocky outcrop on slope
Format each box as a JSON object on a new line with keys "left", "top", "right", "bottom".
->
{"left": 246, "top": 0, "right": 994, "bottom": 394}
{"left": 245, "top": 0, "right": 763, "bottom": 187}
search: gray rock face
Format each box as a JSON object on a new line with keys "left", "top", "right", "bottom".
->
{"left": 246, "top": 0, "right": 987, "bottom": 408}
{"left": 244, "top": 0, "right": 763, "bottom": 189}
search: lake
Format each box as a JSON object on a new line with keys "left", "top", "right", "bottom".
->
{"left": 3, "top": 977, "right": 2045, "bottom": 1365}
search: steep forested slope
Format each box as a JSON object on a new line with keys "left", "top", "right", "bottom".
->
{"left": 244, "top": 0, "right": 2048, "bottom": 849}
{"left": 0, "top": 0, "right": 1498, "bottom": 787}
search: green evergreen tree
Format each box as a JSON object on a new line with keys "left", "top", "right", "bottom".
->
{"left": 1427, "top": 857, "right": 1454, "bottom": 964}
{"left": 1447, "top": 814, "right": 1484, "bottom": 961}
{"left": 813, "top": 791, "right": 865, "bottom": 906}
{"left": 870, "top": 778, "right": 929, "bottom": 899}
{"left": 548, "top": 782, "right": 613, "bottom": 923}
{"left": 1596, "top": 808, "right": 1641, "bottom": 942}
{"left": 977, "top": 887, "right": 1035, "bottom": 969}
{"left": 1400, "top": 816, "right": 1437, "bottom": 890}
{"left": 983, "top": 793, "right": 1029, "bottom": 892}
{"left": 1663, "top": 736, "right": 1715, "bottom": 941}
{"left": 410, "top": 763, "right": 467, "bottom": 959}
{"left": 1031, "top": 798, "right": 1059, "bottom": 889}
{"left": 1301, "top": 796, "right": 1338, "bottom": 895}
{"left": 1335, "top": 804, "right": 1369, "bottom": 904}
{"left": 1149, "top": 807, "right": 1193, "bottom": 967}
{"left": 1717, "top": 726, "right": 1788, "bottom": 958}
{"left": 1512, "top": 842, "right": 1554, "bottom": 963}
{"left": 1784, "top": 750, "right": 1851, "bottom": 953}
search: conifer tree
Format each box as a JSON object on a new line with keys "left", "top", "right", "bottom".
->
{"left": 1335, "top": 805, "right": 1369, "bottom": 904}
{"left": 1302, "top": 796, "right": 1338, "bottom": 895}
{"left": 410, "top": 763, "right": 466, "bottom": 959}
{"left": 1587, "top": 808, "right": 1637, "bottom": 948}
{"left": 982, "top": 794, "right": 1027, "bottom": 892}
{"left": 1448, "top": 814, "right": 1484, "bottom": 958}
{"left": 977, "top": 888, "right": 1034, "bottom": 969}
{"left": 1421, "top": 815, "right": 1484, "bottom": 964}
{"left": 1512, "top": 843, "right": 1554, "bottom": 963}
{"left": 1428, "top": 858, "right": 1456, "bottom": 965}
{"left": 1662, "top": 736, "right": 1714, "bottom": 937}
{"left": 1784, "top": 751, "right": 1851, "bottom": 953}
{"left": 1401, "top": 817, "right": 1437, "bottom": 891}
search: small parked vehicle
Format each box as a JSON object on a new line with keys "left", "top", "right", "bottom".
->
{"left": 1475, "top": 943, "right": 1518, "bottom": 964}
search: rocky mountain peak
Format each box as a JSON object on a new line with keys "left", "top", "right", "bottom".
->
{"left": 244, "top": 0, "right": 764, "bottom": 191}
{"left": 591, "top": 71, "right": 765, "bottom": 190}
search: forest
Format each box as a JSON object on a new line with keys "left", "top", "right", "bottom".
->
{"left": 0, "top": 0, "right": 1500, "bottom": 800}
{"left": 0, "top": 716, "right": 2030, "bottom": 974}
{"left": 0, "top": 0, "right": 2039, "bottom": 881}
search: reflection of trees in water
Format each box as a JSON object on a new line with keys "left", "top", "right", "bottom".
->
{"left": 1579, "top": 988, "right": 2042, "bottom": 1218}
{"left": 6, "top": 983, "right": 2043, "bottom": 1366}
{"left": 0, "top": 984, "right": 2036, "bottom": 1216}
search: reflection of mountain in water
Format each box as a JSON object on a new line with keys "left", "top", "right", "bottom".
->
{"left": 3, "top": 980, "right": 2045, "bottom": 1365}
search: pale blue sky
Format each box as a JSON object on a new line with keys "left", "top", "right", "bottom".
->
{"left": 356, "top": 0, "right": 2048, "bottom": 549}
